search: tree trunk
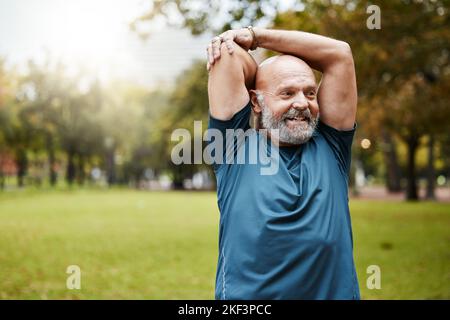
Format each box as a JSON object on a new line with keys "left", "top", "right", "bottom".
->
{"left": 349, "top": 158, "right": 359, "bottom": 196}
{"left": 405, "top": 134, "right": 419, "bottom": 201}
{"left": 32, "top": 151, "right": 43, "bottom": 187}
{"left": 16, "top": 148, "right": 28, "bottom": 188}
{"left": 77, "top": 154, "right": 86, "bottom": 185}
{"left": 46, "top": 134, "right": 57, "bottom": 186}
{"left": 106, "top": 150, "right": 116, "bottom": 186}
{"left": 0, "top": 155, "right": 4, "bottom": 190}
{"left": 66, "top": 150, "right": 76, "bottom": 185}
{"left": 381, "top": 130, "right": 402, "bottom": 192}
{"left": 0, "top": 169, "right": 4, "bottom": 190}
{"left": 172, "top": 165, "right": 185, "bottom": 190}
{"left": 425, "top": 135, "right": 436, "bottom": 200}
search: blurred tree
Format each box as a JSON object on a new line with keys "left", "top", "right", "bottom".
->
{"left": 131, "top": 0, "right": 277, "bottom": 36}
{"left": 16, "top": 60, "right": 101, "bottom": 186}
{"left": 122, "top": 88, "right": 171, "bottom": 186}
{"left": 18, "top": 60, "right": 67, "bottom": 186}
{"left": 154, "top": 60, "right": 210, "bottom": 189}
{"left": 0, "top": 58, "right": 21, "bottom": 188}
{"left": 1, "top": 106, "right": 31, "bottom": 187}
{"left": 1, "top": 55, "right": 176, "bottom": 189}
{"left": 99, "top": 81, "right": 155, "bottom": 186}
{"left": 1, "top": 70, "right": 37, "bottom": 187}
{"left": 438, "top": 133, "right": 450, "bottom": 185}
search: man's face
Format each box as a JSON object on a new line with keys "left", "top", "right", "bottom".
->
{"left": 253, "top": 56, "right": 320, "bottom": 145}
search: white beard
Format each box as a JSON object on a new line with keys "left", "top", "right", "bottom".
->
{"left": 258, "top": 96, "right": 318, "bottom": 145}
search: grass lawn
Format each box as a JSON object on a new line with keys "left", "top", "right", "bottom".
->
{"left": 0, "top": 189, "right": 448, "bottom": 299}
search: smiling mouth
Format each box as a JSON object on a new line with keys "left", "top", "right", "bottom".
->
{"left": 285, "top": 116, "right": 308, "bottom": 122}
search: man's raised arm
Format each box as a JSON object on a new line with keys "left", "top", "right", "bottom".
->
{"left": 252, "top": 28, "right": 356, "bottom": 130}
{"left": 207, "top": 41, "right": 257, "bottom": 120}
{"left": 213, "top": 28, "right": 357, "bottom": 130}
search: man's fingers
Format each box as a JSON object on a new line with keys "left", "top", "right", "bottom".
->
{"left": 207, "top": 43, "right": 214, "bottom": 64}
{"left": 220, "top": 31, "right": 235, "bottom": 54}
{"left": 207, "top": 32, "right": 236, "bottom": 67}
{"left": 212, "top": 38, "right": 221, "bottom": 60}
{"left": 224, "top": 38, "right": 234, "bottom": 54}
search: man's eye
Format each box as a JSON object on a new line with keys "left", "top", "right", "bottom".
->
{"left": 307, "top": 91, "right": 316, "bottom": 97}
{"left": 281, "top": 91, "right": 293, "bottom": 97}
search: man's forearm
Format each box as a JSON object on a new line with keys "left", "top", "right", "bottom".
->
{"left": 253, "top": 28, "right": 352, "bottom": 72}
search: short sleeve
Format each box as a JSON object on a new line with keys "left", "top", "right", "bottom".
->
{"left": 206, "top": 101, "right": 252, "bottom": 171}
{"left": 317, "top": 120, "right": 356, "bottom": 177}
{"left": 208, "top": 101, "right": 252, "bottom": 133}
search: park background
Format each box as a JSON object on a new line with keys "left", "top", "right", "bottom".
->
{"left": 0, "top": 0, "right": 449, "bottom": 299}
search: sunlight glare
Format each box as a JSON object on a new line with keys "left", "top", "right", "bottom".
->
{"left": 43, "top": 0, "right": 144, "bottom": 76}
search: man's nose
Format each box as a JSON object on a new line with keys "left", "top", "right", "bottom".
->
{"left": 291, "top": 92, "right": 309, "bottom": 110}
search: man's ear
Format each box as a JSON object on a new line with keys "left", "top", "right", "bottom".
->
{"left": 249, "top": 90, "right": 262, "bottom": 114}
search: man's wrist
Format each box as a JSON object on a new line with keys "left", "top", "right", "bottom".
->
{"left": 251, "top": 27, "right": 266, "bottom": 50}
{"left": 247, "top": 26, "right": 259, "bottom": 50}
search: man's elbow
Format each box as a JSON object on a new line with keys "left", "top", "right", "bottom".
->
{"left": 337, "top": 41, "right": 354, "bottom": 63}
{"left": 321, "top": 41, "right": 354, "bottom": 71}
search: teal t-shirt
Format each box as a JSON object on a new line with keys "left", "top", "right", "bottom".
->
{"left": 208, "top": 101, "right": 360, "bottom": 300}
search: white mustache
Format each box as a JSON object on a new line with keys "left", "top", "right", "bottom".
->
{"left": 282, "top": 108, "right": 312, "bottom": 121}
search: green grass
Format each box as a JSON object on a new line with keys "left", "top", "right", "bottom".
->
{"left": 0, "top": 189, "right": 448, "bottom": 299}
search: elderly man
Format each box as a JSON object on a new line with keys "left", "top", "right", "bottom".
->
{"left": 206, "top": 27, "right": 360, "bottom": 300}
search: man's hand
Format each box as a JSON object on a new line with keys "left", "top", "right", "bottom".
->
{"left": 206, "top": 28, "right": 254, "bottom": 71}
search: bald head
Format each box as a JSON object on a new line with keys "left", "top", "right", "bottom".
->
{"left": 255, "top": 55, "right": 316, "bottom": 91}
{"left": 250, "top": 55, "right": 320, "bottom": 145}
